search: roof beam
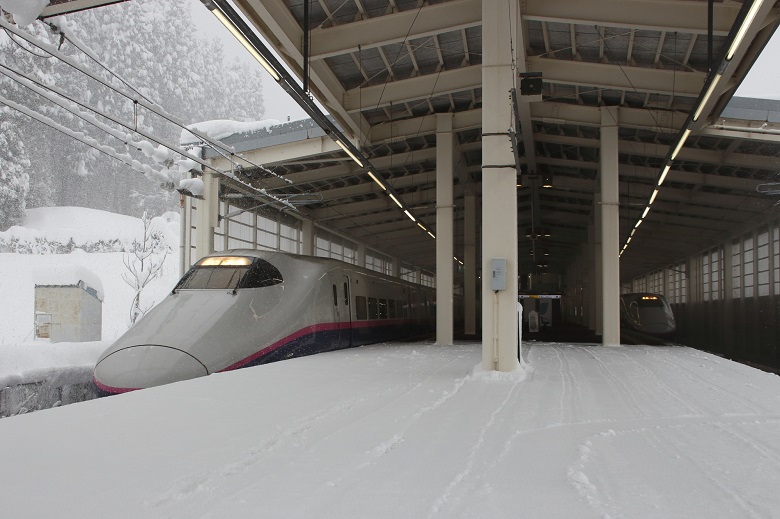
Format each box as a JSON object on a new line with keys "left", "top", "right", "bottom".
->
{"left": 521, "top": 0, "right": 738, "bottom": 36}
{"left": 527, "top": 56, "right": 706, "bottom": 97}
{"left": 40, "top": 0, "right": 126, "bottom": 17}
{"left": 344, "top": 65, "right": 481, "bottom": 112}
{"left": 534, "top": 132, "right": 780, "bottom": 171}
{"left": 309, "top": 0, "right": 481, "bottom": 59}
{"left": 210, "top": 137, "right": 342, "bottom": 170}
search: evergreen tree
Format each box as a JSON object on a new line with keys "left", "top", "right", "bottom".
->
{"left": 0, "top": 107, "right": 30, "bottom": 230}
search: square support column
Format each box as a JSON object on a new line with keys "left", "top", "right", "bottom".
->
{"left": 594, "top": 193, "right": 603, "bottom": 337}
{"left": 600, "top": 106, "right": 621, "bottom": 346}
{"left": 464, "top": 189, "right": 477, "bottom": 336}
{"left": 301, "top": 219, "right": 315, "bottom": 256}
{"left": 195, "top": 170, "right": 218, "bottom": 262}
{"left": 481, "top": 0, "right": 519, "bottom": 371}
{"left": 586, "top": 225, "right": 596, "bottom": 332}
{"left": 436, "top": 113, "right": 455, "bottom": 345}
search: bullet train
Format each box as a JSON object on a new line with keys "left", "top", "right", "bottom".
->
{"left": 619, "top": 292, "right": 676, "bottom": 337}
{"left": 94, "top": 250, "right": 436, "bottom": 394}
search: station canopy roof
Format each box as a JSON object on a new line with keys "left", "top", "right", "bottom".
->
{"left": 46, "top": 0, "right": 780, "bottom": 282}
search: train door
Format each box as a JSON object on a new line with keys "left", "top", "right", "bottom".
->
{"left": 342, "top": 275, "right": 352, "bottom": 348}
{"left": 328, "top": 273, "right": 352, "bottom": 349}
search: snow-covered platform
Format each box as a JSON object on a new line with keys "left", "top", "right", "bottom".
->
{"left": 1, "top": 342, "right": 779, "bottom": 518}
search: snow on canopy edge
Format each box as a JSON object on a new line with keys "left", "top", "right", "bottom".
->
{"left": 180, "top": 119, "right": 282, "bottom": 145}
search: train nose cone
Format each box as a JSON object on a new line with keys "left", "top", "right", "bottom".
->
{"left": 94, "top": 345, "right": 208, "bottom": 394}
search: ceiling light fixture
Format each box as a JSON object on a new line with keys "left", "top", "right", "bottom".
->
{"left": 389, "top": 193, "right": 403, "bottom": 208}
{"left": 336, "top": 140, "right": 364, "bottom": 168}
{"left": 727, "top": 0, "right": 765, "bottom": 60}
{"left": 367, "top": 170, "right": 386, "bottom": 190}
{"left": 204, "top": 3, "right": 281, "bottom": 81}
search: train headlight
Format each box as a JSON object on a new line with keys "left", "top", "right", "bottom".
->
{"left": 199, "top": 256, "right": 252, "bottom": 266}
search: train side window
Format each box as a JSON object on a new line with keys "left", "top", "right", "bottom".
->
{"left": 332, "top": 284, "right": 338, "bottom": 307}
{"left": 343, "top": 282, "right": 349, "bottom": 306}
{"left": 388, "top": 300, "right": 397, "bottom": 319}
{"left": 355, "top": 296, "right": 367, "bottom": 320}
{"left": 378, "top": 299, "right": 388, "bottom": 319}
{"left": 238, "top": 260, "right": 284, "bottom": 288}
{"left": 368, "top": 297, "right": 379, "bottom": 319}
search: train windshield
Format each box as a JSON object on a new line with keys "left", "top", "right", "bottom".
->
{"left": 637, "top": 295, "right": 665, "bottom": 307}
{"left": 175, "top": 256, "right": 283, "bottom": 290}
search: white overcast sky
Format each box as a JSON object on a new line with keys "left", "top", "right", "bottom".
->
{"left": 187, "top": 0, "right": 780, "bottom": 125}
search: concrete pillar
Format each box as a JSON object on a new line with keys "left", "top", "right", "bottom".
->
{"left": 481, "top": 0, "right": 519, "bottom": 371}
{"left": 586, "top": 226, "right": 596, "bottom": 332}
{"left": 600, "top": 106, "right": 621, "bottom": 346}
{"left": 594, "top": 193, "right": 603, "bottom": 337}
{"left": 391, "top": 257, "right": 400, "bottom": 278}
{"left": 357, "top": 243, "right": 366, "bottom": 267}
{"left": 436, "top": 113, "right": 455, "bottom": 345}
{"left": 414, "top": 270, "right": 422, "bottom": 285}
{"left": 301, "top": 219, "right": 315, "bottom": 256}
{"left": 179, "top": 194, "right": 188, "bottom": 277}
{"left": 464, "top": 189, "right": 477, "bottom": 336}
{"left": 195, "top": 170, "right": 218, "bottom": 261}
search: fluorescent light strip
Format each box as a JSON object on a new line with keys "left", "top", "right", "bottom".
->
{"left": 417, "top": 223, "right": 427, "bottom": 231}
{"left": 626, "top": 236, "right": 632, "bottom": 244}
{"left": 389, "top": 193, "right": 403, "bottom": 208}
{"left": 642, "top": 206, "right": 650, "bottom": 219}
{"left": 630, "top": 228, "right": 636, "bottom": 237}
{"left": 428, "top": 232, "right": 436, "bottom": 239}
{"left": 671, "top": 129, "right": 691, "bottom": 161}
{"left": 649, "top": 189, "right": 659, "bottom": 205}
{"left": 404, "top": 210, "right": 416, "bottom": 222}
{"left": 634, "top": 219, "right": 643, "bottom": 229}
{"left": 658, "top": 164, "right": 671, "bottom": 186}
{"left": 727, "top": 0, "right": 765, "bottom": 60}
{"left": 336, "top": 140, "right": 364, "bottom": 168}
{"left": 367, "top": 170, "right": 386, "bottom": 190}
{"left": 211, "top": 9, "right": 281, "bottom": 81}
{"left": 693, "top": 74, "right": 721, "bottom": 121}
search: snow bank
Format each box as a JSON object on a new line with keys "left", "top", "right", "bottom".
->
{"left": 0, "top": 207, "right": 179, "bottom": 253}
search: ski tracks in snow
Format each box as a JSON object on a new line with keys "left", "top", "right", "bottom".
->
{"left": 427, "top": 378, "right": 523, "bottom": 517}
{"left": 147, "top": 395, "right": 368, "bottom": 510}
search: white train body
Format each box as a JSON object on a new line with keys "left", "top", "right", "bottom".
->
{"left": 94, "top": 250, "right": 435, "bottom": 394}
{"left": 619, "top": 292, "right": 676, "bottom": 337}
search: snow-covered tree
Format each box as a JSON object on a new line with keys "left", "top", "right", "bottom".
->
{"left": 122, "top": 211, "right": 168, "bottom": 325}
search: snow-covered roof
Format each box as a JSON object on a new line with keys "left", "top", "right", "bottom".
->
{"left": 179, "top": 117, "right": 341, "bottom": 159}
{"left": 34, "top": 265, "right": 104, "bottom": 300}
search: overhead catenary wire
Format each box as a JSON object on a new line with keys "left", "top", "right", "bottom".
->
{"left": 0, "top": 16, "right": 236, "bottom": 159}
{"left": 1, "top": 15, "right": 294, "bottom": 191}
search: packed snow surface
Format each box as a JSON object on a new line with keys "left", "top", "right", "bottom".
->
{"left": 1, "top": 342, "right": 779, "bottom": 518}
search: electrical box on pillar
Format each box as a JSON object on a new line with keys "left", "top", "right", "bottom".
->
{"left": 491, "top": 258, "right": 507, "bottom": 291}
